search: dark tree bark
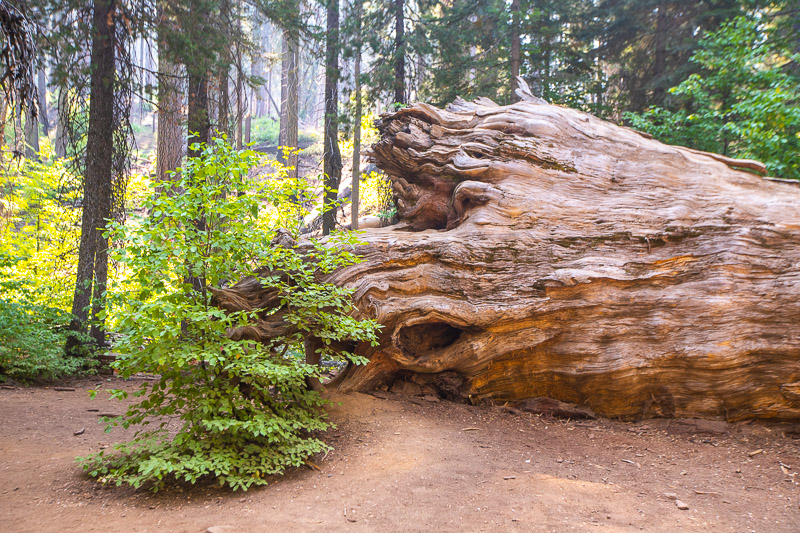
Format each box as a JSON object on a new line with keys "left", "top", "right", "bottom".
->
{"left": 187, "top": 69, "right": 210, "bottom": 157}
{"left": 0, "top": 98, "right": 6, "bottom": 151}
{"left": 351, "top": 0, "right": 363, "bottom": 230}
{"left": 68, "top": 0, "right": 116, "bottom": 351}
{"left": 393, "top": 0, "right": 405, "bottom": 104}
{"left": 653, "top": 2, "right": 668, "bottom": 103}
{"left": 322, "top": 0, "right": 342, "bottom": 235}
{"left": 509, "top": 0, "right": 521, "bottom": 103}
{"left": 278, "top": 23, "right": 299, "bottom": 179}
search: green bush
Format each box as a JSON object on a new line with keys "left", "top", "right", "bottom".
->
{"left": 250, "top": 116, "right": 280, "bottom": 145}
{"left": 249, "top": 116, "right": 320, "bottom": 147}
{"left": 0, "top": 153, "right": 93, "bottom": 382}
{"left": 626, "top": 17, "right": 800, "bottom": 180}
{"left": 0, "top": 257, "right": 90, "bottom": 381}
{"left": 78, "top": 138, "right": 379, "bottom": 491}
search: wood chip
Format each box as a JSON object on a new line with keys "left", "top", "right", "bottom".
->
{"left": 503, "top": 476, "right": 516, "bottom": 480}
{"left": 53, "top": 387, "right": 76, "bottom": 392}
{"left": 694, "top": 490, "right": 717, "bottom": 495}
{"left": 747, "top": 449, "right": 764, "bottom": 457}
{"left": 73, "top": 428, "right": 85, "bottom": 436}
{"left": 461, "top": 427, "right": 480, "bottom": 431}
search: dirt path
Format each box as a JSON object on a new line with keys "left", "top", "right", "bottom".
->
{"left": 1, "top": 377, "right": 798, "bottom": 532}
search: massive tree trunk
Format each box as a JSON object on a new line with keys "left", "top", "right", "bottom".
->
{"left": 218, "top": 85, "right": 800, "bottom": 421}
{"left": 68, "top": 0, "right": 116, "bottom": 350}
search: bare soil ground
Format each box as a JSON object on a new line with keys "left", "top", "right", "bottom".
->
{"left": 1, "top": 377, "right": 798, "bottom": 533}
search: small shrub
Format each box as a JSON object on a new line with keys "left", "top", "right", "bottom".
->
{"left": 78, "top": 138, "right": 379, "bottom": 491}
{"left": 0, "top": 259, "right": 91, "bottom": 381}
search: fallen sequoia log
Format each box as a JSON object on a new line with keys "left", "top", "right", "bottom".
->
{"left": 217, "top": 85, "right": 800, "bottom": 421}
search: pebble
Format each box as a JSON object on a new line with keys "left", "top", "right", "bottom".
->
{"left": 664, "top": 492, "right": 678, "bottom": 500}
{"left": 675, "top": 500, "right": 689, "bottom": 510}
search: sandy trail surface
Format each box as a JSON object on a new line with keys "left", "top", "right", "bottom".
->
{"left": 1, "top": 377, "right": 798, "bottom": 532}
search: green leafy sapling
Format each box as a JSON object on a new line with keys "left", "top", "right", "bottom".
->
{"left": 78, "top": 138, "right": 380, "bottom": 491}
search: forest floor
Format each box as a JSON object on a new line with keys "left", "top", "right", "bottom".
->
{"left": 1, "top": 376, "right": 799, "bottom": 533}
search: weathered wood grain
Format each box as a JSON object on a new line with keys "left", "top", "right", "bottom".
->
{"left": 223, "top": 89, "right": 800, "bottom": 421}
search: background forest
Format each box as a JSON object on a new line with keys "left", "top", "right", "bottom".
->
{"left": 0, "top": 0, "right": 797, "bottom": 488}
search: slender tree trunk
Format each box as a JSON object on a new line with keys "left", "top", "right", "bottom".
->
{"left": 156, "top": 6, "right": 184, "bottom": 182}
{"left": 138, "top": 37, "right": 147, "bottom": 122}
{"left": 510, "top": 0, "right": 521, "bottom": 103}
{"left": 653, "top": 2, "right": 667, "bottom": 104}
{"left": 68, "top": 0, "right": 116, "bottom": 351}
{"left": 13, "top": 102, "right": 22, "bottom": 154}
{"left": 187, "top": 70, "right": 210, "bottom": 157}
{"left": 351, "top": 0, "right": 362, "bottom": 230}
{"left": 219, "top": 66, "right": 230, "bottom": 138}
{"left": 37, "top": 69, "right": 49, "bottom": 134}
{"left": 322, "top": 0, "right": 342, "bottom": 235}
{"left": 235, "top": 49, "right": 244, "bottom": 149}
{"left": 245, "top": 107, "right": 251, "bottom": 144}
{"left": 55, "top": 88, "right": 67, "bottom": 158}
{"left": 0, "top": 98, "right": 6, "bottom": 151}
{"left": 24, "top": 107, "right": 39, "bottom": 159}
{"left": 278, "top": 24, "right": 299, "bottom": 179}
{"left": 394, "top": 0, "right": 405, "bottom": 104}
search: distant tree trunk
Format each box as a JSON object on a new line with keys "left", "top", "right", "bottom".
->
{"left": 37, "top": 69, "right": 49, "bottom": 134}
{"left": 187, "top": 70, "right": 210, "bottom": 157}
{"left": 0, "top": 98, "right": 6, "bottom": 151}
{"left": 322, "top": 0, "right": 342, "bottom": 235}
{"left": 138, "top": 37, "right": 147, "bottom": 122}
{"left": 394, "top": 0, "right": 405, "bottom": 104}
{"left": 510, "top": 0, "right": 521, "bottom": 103}
{"left": 13, "top": 102, "right": 22, "bottom": 153}
{"left": 23, "top": 107, "right": 38, "bottom": 159}
{"left": 68, "top": 0, "right": 116, "bottom": 351}
{"left": 156, "top": 9, "right": 184, "bottom": 182}
{"left": 55, "top": 88, "right": 67, "bottom": 158}
{"left": 235, "top": 51, "right": 244, "bottom": 149}
{"left": 278, "top": 24, "right": 299, "bottom": 178}
{"left": 231, "top": 0, "right": 243, "bottom": 149}
{"left": 219, "top": 67, "right": 230, "bottom": 139}
{"left": 245, "top": 106, "right": 251, "bottom": 143}
{"left": 351, "top": 0, "right": 362, "bottom": 230}
{"left": 653, "top": 2, "right": 667, "bottom": 103}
